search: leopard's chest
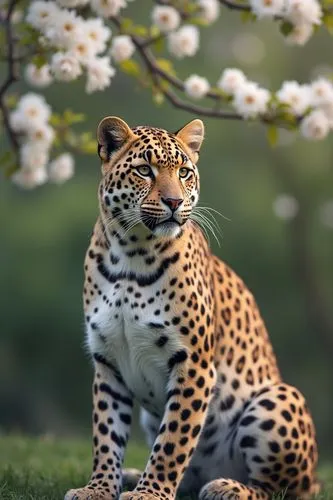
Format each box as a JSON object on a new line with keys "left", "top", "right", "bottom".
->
{"left": 86, "top": 279, "right": 183, "bottom": 415}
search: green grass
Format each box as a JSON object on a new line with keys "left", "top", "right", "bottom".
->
{"left": 0, "top": 435, "right": 147, "bottom": 500}
{"left": 0, "top": 435, "right": 333, "bottom": 499}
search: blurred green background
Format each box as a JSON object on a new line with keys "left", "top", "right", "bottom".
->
{"left": 1, "top": 3, "right": 333, "bottom": 464}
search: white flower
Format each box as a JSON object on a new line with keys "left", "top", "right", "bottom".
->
{"left": 249, "top": 0, "right": 285, "bottom": 18}
{"left": 233, "top": 81, "right": 270, "bottom": 118}
{"left": 84, "top": 18, "right": 111, "bottom": 55}
{"left": 168, "top": 25, "right": 200, "bottom": 58}
{"left": 26, "top": 1, "right": 59, "bottom": 32}
{"left": 110, "top": 35, "right": 135, "bottom": 63}
{"left": 12, "top": 166, "right": 48, "bottom": 189}
{"left": 198, "top": 0, "right": 220, "bottom": 24}
{"left": 300, "top": 109, "right": 330, "bottom": 140}
{"left": 49, "top": 153, "right": 75, "bottom": 184}
{"left": 85, "top": 56, "right": 116, "bottom": 93}
{"left": 276, "top": 81, "right": 311, "bottom": 116}
{"left": 56, "top": 0, "right": 89, "bottom": 6}
{"left": 90, "top": 0, "right": 127, "bottom": 18}
{"left": 46, "top": 9, "right": 84, "bottom": 49}
{"left": 284, "top": 22, "right": 313, "bottom": 46}
{"left": 319, "top": 200, "right": 333, "bottom": 229}
{"left": 273, "top": 194, "right": 299, "bottom": 220}
{"left": 310, "top": 77, "right": 333, "bottom": 107}
{"left": 9, "top": 110, "right": 27, "bottom": 133}
{"left": 184, "top": 75, "right": 210, "bottom": 99}
{"left": 51, "top": 52, "right": 82, "bottom": 81}
{"left": 67, "top": 36, "right": 97, "bottom": 64}
{"left": 25, "top": 63, "right": 53, "bottom": 88}
{"left": 20, "top": 141, "right": 50, "bottom": 170}
{"left": 217, "top": 68, "right": 247, "bottom": 95}
{"left": 12, "top": 93, "right": 51, "bottom": 130}
{"left": 285, "top": 0, "right": 322, "bottom": 26}
{"left": 27, "top": 123, "right": 55, "bottom": 148}
{"left": 151, "top": 5, "right": 181, "bottom": 32}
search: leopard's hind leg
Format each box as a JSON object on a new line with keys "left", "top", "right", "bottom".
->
{"left": 199, "top": 383, "right": 320, "bottom": 500}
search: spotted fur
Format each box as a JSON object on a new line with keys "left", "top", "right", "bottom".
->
{"left": 65, "top": 117, "right": 320, "bottom": 500}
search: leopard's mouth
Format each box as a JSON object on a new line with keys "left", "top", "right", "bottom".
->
{"left": 141, "top": 213, "right": 183, "bottom": 238}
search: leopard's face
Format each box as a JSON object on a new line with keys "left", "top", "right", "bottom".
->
{"left": 97, "top": 118, "right": 204, "bottom": 239}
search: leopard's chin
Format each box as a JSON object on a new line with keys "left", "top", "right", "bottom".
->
{"left": 153, "top": 221, "right": 182, "bottom": 239}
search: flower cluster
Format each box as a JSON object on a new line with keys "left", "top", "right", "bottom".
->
{"left": 9, "top": 93, "right": 74, "bottom": 189}
{"left": 26, "top": 1, "right": 115, "bottom": 93}
{"left": 182, "top": 68, "right": 333, "bottom": 140}
{"left": 278, "top": 78, "right": 333, "bottom": 140}
{"left": 249, "top": 0, "right": 322, "bottom": 46}
{"left": 218, "top": 68, "right": 271, "bottom": 119}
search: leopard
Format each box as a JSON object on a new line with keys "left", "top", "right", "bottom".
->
{"left": 65, "top": 116, "right": 320, "bottom": 500}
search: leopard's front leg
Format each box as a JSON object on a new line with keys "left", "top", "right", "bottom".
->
{"left": 65, "top": 356, "right": 133, "bottom": 500}
{"left": 121, "top": 346, "right": 217, "bottom": 500}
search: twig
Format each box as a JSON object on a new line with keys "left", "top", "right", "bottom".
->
{"left": 219, "top": 0, "right": 251, "bottom": 12}
{"left": 0, "top": 0, "right": 20, "bottom": 155}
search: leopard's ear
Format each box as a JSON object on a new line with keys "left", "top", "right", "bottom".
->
{"left": 97, "top": 116, "right": 135, "bottom": 162}
{"left": 175, "top": 119, "right": 205, "bottom": 163}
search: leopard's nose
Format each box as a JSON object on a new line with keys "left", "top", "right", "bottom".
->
{"left": 162, "top": 197, "right": 183, "bottom": 212}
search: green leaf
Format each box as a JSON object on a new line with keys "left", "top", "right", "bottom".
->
{"left": 5, "top": 94, "right": 18, "bottom": 109}
{"left": 0, "top": 150, "right": 14, "bottom": 167}
{"left": 119, "top": 59, "right": 141, "bottom": 77}
{"left": 152, "top": 36, "right": 164, "bottom": 53}
{"left": 63, "top": 109, "right": 86, "bottom": 125}
{"left": 131, "top": 25, "right": 148, "bottom": 37}
{"left": 278, "top": 110, "right": 298, "bottom": 126}
{"left": 152, "top": 90, "right": 164, "bottom": 106}
{"left": 49, "top": 113, "right": 62, "bottom": 127}
{"left": 156, "top": 58, "right": 176, "bottom": 76}
{"left": 240, "top": 11, "right": 257, "bottom": 23}
{"left": 279, "top": 21, "right": 294, "bottom": 36}
{"left": 17, "top": 24, "right": 40, "bottom": 46}
{"left": 183, "top": 3, "right": 200, "bottom": 15}
{"left": 120, "top": 17, "right": 134, "bottom": 32}
{"left": 31, "top": 54, "right": 48, "bottom": 69}
{"left": 79, "top": 138, "right": 96, "bottom": 154}
{"left": 267, "top": 125, "right": 278, "bottom": 147}
{"left": 4, "top": 164, "right": 18, "bottom": 178}
{"left": 188, "top": 17, "right": 210, "bottom": 26}
{"left": 323, "top": 13, "right": 333, "bottom": 34}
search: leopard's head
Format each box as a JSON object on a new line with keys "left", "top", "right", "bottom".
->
{"left": 97, "top": 116, "right": 204, "bottom": 239}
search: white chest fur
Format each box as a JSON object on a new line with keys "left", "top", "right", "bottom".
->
{"left": 86, "top": 277, "right": 183, "bottom": 416}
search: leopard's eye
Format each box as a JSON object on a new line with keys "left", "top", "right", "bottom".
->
{"left": 179, "top": 167, "right": 191, "bottom": 179}
{"left": 136, "top": 165, "right": 153, "bottom": 177}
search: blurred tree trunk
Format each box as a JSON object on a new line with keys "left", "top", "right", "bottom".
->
{"left": 273, "top": 158, "right": 333, "bottom": 357}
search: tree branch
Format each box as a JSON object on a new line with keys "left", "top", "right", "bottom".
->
{"left": 219, "top": 0, "right": 251, "bottom": 12}
{"left": 110, "top": 17, "right": 286, "bottom": 126}
{"left": 0, "top": 0, "right": 20, "bottom": 155}
{"left": 131, "top": 32, "right": 243, "bottom": 119}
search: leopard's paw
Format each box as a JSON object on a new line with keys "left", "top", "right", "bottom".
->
{"left": 120, "top": 491, "right": 169, "bottom": 500}
{"left": 64, "top": 487, "right": 109, "bottom": 500}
